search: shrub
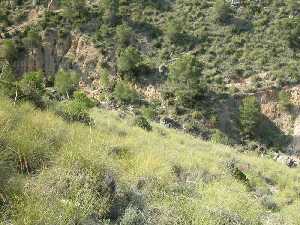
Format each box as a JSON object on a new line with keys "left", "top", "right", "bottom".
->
{"left": 167, "top": 54, "right": 204, "bottom": 107}
{"left": 288, "top": 24, "right": 300, "bottom": 51}
{"left": 165, "top": 18, "right": 183, "bottom": 43}
{"left": 55, "top": 92, "right": 94, "bottom": 125}
{"left": 213, "top": 0, "right": 233, "bottom": 24}
{"left": 99, "top": 68, "right": 112, "bottom": 91}
{"left": 61, "top": 0, "right": 87, "bottom": 22}
{"left": 73, "top": 91, "right": 95, "bottom": 108}
{"left": 278, "top": 91, "right": 292, "bottom": 111}
{"left": 133, "top": 116, "right": 152, "bottom": 131}
{"left": 117, "top": 47, "right": 142, "bottom": 78}
{"left": 239, "top": 96, "right": 261, "bottom": 138}
{"left": 0, "top": 62, "right": 16, "bottom": 97}
{"left": 211, "top": 129, "right": 231, "bottom": 145}
{"left": 18, "top": 71, "right": 45, "bottom": 106}
{"left": 141, "top": 105, "right": 157, "bottom": 121}
{"left": 0, "top": 40, "right": 17, "bottom": 62}
{"left": 101, "top": 0, "right": 119, "bottom": 26}
{"left": 113, "top": 81, "right": 140, "bottom": 104}
{"left": 54, "top": 69, "right": 80, "bottom": 98}
{"left": 120, "top": 207, "right": 145, "bottom": 225}
{"left": 116, "top": 24, "right": 133, "bottom": 47}
{"left": 22, "top": 30, "right": 41, "bottom": 49}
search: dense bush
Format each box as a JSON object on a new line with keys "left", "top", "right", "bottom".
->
{"left": 22, "top": 29, "right": 41, "bottom": 50}
{"left": 133, "top": 116, "right": 152, "bottom": 131}
{"left": 211, "top": 129, "right": 231, "bottom": 145}
{"left": 116, "top": 24, "right": 133, "bottom": 47}
{"left": 0, "top": 40, "right": 17, "bottom": 62}
{"left": 18, "top": 71, "right": 45, "bottom": 106}
{"left": 288, "top": 24, "right": 300, "bottom": 51}
{"left": 113, "top": 81, "right": 140, "bottom": 105}
{"left": 55, "top": 91, "right": 94, "bottom": 124}
{"left": 213, "top": 0, "right": 233, "bottom": 24}
{"left": 278, "top": 91, "right": 292, "bottom": 111}
{"left": 100, "top": 0, "right": 119, "bottom": 26}
{"left": 54, "top": 69, "right": 80, "bottom": 98}
{"left": 165, "top": 18, "right": 183, "bottom": 43}
{"left": 0, "top": 62, "right": 16, "bottom": 97}
{"left": 167, "top": 54, "right": 204, "bottom": 107}
{"left": 61, "top": 0, "right": 87, "bottom": 22}
{"left": 117, "top": 47, "right": 142, "bottom": 78}
{"left": 141, "top": 105, "right": 157, "bottom": 121}
{"left": 239, "top": 96, "right": 261, "bottom": 138}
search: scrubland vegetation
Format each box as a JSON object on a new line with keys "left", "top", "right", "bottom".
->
{"left": 1, "top": 0, "right": 300, "bottom": 223}
{"left": 1, "top": 95, "right": 300, "bottom": 225}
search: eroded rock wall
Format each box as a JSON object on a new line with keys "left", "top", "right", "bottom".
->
{"left": 14, "top": 28, "right": 103, "bottom": 80}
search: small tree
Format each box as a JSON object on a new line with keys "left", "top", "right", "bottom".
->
{"left": 22, "top": 30, "right": 41, "bottom": 50}
{"left": 0, "top": 40, "right": 17, "bottom": 62}
{"left": 54, "top": 69, "right": 80, "bottom": 98}
{"left": 0, "top": 62, "right": 16, "bottom": 97}
{"left": 117, "top": 47, "right": 142, "bottom": 77}
{"left": 101, "top": 0, "right": 119, "bottom": 26}
{"left": 116, "top": 24, "right": 133, "bottom": 47}
{"left": 55, "top": 91, "right": 94, "bottom": 124}
{"left": 287, "top": 0, "right": 300, "bottom": 13}
{"left": 165, "top": 18, "right": 183, "bottom": 43}
{"left": 134, "top": 116, "right": 152, "bottom": 131}
{"left": 167, "top": 54, "right": 204, "bottom": 106}
{"left": 288, "top": 24, "right": 300, "bottom": 51}
{"left": 61, "top": 0, "right": 87, "bottom": 21}
{"left": 239, "top": 96, "right": 261, "bottom": 138}
{"left": 213, "top": 0, "right": 233, "bottom": 24}
{"left": 113, "top": 81, "right": 139, "bottom": 104}
{"left": 278, "top": 91, "right": 292, "bottom": 111}
{"left": 18, "top": 71, "right": 45, "bottom": 106}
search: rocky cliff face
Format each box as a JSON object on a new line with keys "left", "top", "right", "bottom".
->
{"left": 14, "top": 28, "right": 103, "bottom": 81}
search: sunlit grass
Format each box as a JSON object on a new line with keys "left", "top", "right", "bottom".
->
{"left": 1, "top": 97, "right": 300, "bottom": 224}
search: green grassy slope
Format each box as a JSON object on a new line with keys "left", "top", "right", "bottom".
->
{"left": 0, "top": 95, "right": 300, "bottom": 225}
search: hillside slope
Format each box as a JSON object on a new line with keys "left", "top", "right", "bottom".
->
{"left": 0, "top": 96, "right": 300, "bottom": 225}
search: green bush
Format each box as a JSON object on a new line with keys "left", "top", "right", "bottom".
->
{"left": 117, "top": 47, "right": 142, "bottom": 78}
{"left": 73, "top": 91, "right": 95, "bottom": 108}
{"left": 116, "top": 24, "right": 133, "bottom": 47}
{"left": 239, "top": 96, "right": 261, "bottom": 138}
{"left": 288, "top": 24, "right": 300, "bottom": 51}
{"left": 18, "top": 71, "right": 45, "bottom": 106}
{"left": 120, "top": 207, "right": 145, "bottom": 225}
{"left": 61, "top": 0, "right": 87, "bottom": 22}
{"left": 167, "top": 54, "right": 204, "bottom": 107}
{"left": 165, "top": 18, "right": 183, "bottom": 43}
{"left": 213, "top": 0, "right": 233, "bottom": 24}
{"left": 141, "top": 105, "right": 157, "bottom": 121}
{"left": 0, "top": 40, "right": 17, "bottom": 62}
{"left": 133, "top": 116, "right": 152, "bottom": 131}
{"left": 100, "top": 0, "right": 119, "bottom": 26}
{"left": 0, "top": 62, "right": 16, "bottom": 97}
{"left": 55, "top": 91, "right": 94, "bottom": 124}
{"left": 211, "top": 129, "right": 231, "bottom": 145}
{"left": 113, "top": 81, "right": 140, "bottom": 105}
{"left": 54, "top": 69, "right": 80, "bottom": 98}
{"left": 278, "top": 91, "right": 292, "bottom": 111}
{"left": 22, "top": 30, "right": 41, "bottom": 49}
